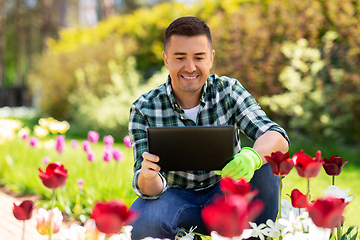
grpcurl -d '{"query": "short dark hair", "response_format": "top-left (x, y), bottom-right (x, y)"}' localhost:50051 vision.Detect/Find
top-left (164, 16), bottom-right (213, 51)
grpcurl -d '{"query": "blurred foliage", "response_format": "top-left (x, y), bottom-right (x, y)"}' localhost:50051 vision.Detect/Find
top-left (259, 34), bottom-right (352, 140)
top-left (28, 0), bottom-right (360, 142)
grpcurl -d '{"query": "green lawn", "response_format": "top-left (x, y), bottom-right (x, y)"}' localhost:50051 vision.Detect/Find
top-left (0, 126), bottom-right (359, 229)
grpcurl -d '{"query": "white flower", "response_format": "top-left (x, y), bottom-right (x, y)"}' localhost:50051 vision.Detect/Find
top-left (141, 238), bottom-right (167, 240)
top-left (61, 223), bottom-right (86, 240)
top-left (210, 230), bottom-right (252, 240)
top-left (324, 185), bottom-right (354, 203)
top-left (278, 211), bottom-right (307, 236)
top-left (281, 198), bottom-right (306, 219)
top-left (308, 219), bottom-right (331, 240)
top-left (248, 222), bottom-right (268, 240)
top-left (264, 219), bottom-right (284, 238)
top-left (109, 226), bottom-right (133, 240)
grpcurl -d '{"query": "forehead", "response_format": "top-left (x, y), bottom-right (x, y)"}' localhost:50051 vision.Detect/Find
top-left (166, 35), bottom-right (212, 53)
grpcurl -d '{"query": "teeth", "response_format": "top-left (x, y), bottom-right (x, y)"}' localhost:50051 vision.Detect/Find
top-left (183, 76), bottom-right (197, 79)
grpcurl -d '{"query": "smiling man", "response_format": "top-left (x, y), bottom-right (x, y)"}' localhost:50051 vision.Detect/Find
top-left (128, 16), bottom-right (289, 239)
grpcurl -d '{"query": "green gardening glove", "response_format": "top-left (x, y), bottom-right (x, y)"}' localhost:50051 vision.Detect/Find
top-left (214, 147), bottom-right (262, 181)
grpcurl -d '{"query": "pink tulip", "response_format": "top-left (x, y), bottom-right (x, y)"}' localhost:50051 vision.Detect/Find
top-left (103, 135), bottom-right (114, 146)
top-left (82, 140), bottom-right (91, 152)
top-left (103, 148), bottom-right (112, 162)
top-left (76, 178), bottom-right (84, 187)
top-left (22, 133), bottom-right (29, 140)
top-left (70, 139), bottom-right (78, 149)
top-left (87, 151), bottom-right (96, 162)
top-left (113, 148), bottom-right (124, 162)
top-left (123, 135), bottom-right (131, 148)
top-left (36, 207), bottom-right (63, 235)
top-left (55, 135), bottom-right (65, 154)
top-left (84, 219), bottom-right (104, 240)
top-left (88, 131), bottom-right (99, 143)
top-left (29, 136), bottom-right (38, 147)
top-left (42, 157), bottom-right (51, 165)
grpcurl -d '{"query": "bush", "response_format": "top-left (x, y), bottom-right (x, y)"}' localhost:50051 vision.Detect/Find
top-left (28, 0), bottom-right (360, 142)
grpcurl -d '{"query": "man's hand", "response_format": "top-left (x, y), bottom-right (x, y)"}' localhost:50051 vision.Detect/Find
top-left (138, 152), bottom-right (163, 196)
top-left (214, 147), bottom-right (262, 181)
top-left (140, 152), bottom-right (161, 179)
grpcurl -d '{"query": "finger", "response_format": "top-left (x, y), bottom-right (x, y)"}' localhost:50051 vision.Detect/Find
top-left (231, 168), bottom-right (248, 180)
top-left (142, 159), bottom-right (161, 172)
top-left (142, 151), bottom-right (160, 163)
top-left (221, 158), bottom-right (240, 176)
top-left (225, 162), bottom-right (245, 178)
top-left (242, 173), bottom-right (253, 182)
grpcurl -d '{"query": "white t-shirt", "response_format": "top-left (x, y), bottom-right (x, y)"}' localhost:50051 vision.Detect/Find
top-left (182, 104), bottom-right (200, 123)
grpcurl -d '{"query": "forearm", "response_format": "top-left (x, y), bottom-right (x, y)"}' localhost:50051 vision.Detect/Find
top-left (137, 170), bottom-right (164, 196)
top-left (253, 131), bottom-right (289, 165)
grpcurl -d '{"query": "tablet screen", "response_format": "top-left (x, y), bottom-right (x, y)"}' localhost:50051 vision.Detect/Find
top-left (147, 125), bottom-right (235, 171)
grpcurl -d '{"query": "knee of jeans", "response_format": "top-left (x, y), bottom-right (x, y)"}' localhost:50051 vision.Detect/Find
top-left (130, 199), bottom-right (177, 239)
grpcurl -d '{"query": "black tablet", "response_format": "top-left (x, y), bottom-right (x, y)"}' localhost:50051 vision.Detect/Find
top-left (147, 125), bottom-right (235, 171)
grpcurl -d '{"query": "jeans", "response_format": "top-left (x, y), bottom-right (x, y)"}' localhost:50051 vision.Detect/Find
top-left (130, 164), bottom-right (279, 240)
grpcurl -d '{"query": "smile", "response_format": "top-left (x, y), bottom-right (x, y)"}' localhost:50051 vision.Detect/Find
top-left (181, 75), bottom-right (198, 80)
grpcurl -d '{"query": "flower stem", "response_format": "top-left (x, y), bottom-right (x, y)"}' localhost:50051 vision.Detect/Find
top-left (277, 176), bottom-right (282, 220)
top-left (332, 176), bottom-right (335, 186)
top-left (337, 219), bottom-right (342, 240)
top-left (22, 221), bottom-right (25, 240)
top-left (307, 178), bottom-right (310, 202)
top-left (49, 189), bottom-right (56, 240)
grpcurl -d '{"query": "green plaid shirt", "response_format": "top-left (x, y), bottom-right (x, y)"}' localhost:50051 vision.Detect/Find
top-left (129, 74), bottom-right (289, 199)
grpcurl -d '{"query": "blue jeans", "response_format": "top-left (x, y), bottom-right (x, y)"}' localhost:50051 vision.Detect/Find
top-left (130, 164), bottom-right (279, 240)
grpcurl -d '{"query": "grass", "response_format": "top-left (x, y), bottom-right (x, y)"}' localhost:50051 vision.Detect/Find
top-left (0, 134), bottom-right (137, 222)
top-left (1, 122), bottom-right (359, 229)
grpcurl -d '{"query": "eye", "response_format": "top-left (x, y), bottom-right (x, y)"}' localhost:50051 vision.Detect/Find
top-left (176, 57), bottom-right (184, 60)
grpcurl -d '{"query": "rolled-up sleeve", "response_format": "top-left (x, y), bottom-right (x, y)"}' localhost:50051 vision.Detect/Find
top-left (231, 81), bottom-right (290, 145)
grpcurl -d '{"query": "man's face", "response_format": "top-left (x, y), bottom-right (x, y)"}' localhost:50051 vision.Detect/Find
top-left (162, 34), bottom-right (215, 105)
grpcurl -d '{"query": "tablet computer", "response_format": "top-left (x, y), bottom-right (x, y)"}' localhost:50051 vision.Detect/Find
top-left (147, 125), bottom-right (235, 171)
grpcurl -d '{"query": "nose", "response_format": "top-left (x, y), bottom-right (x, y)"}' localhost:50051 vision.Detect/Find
top-left (184, 58), bottom-right (196, 73)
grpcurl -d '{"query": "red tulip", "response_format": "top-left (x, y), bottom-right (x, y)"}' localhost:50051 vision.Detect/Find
top-left (220, 177), bottom-right (259, 202)
top-left (288, 189), bottom-right (308, 208)
top-left (39, 162), bottom-right (68, 189)
top-left (323, 155), bottom-right (348, 176)
top-left (292, 150), bottom-right (323, 178)
top-left (265, 151), bottom-right (294, 176)
top-left (13, 200), bottom-right (34, 220)
top-left (91, 200), bottom-right (138, 235)
top-left (307, 197), bottom-right (348, 229)
top-left (202, 194), bottom-right (264, 238)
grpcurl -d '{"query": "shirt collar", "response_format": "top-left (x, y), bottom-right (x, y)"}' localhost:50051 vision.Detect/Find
top-left (165, 74), bottom-right (208, 109)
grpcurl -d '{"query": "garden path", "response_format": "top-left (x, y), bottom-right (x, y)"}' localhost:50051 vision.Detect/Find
top-left (0, 189), bottom-right (68, 240)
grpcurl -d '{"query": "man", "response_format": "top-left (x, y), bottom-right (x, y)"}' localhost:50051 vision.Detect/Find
top-left (128, 16), bottom-right (289, 239)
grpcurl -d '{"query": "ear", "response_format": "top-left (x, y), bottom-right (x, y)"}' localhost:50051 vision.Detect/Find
top-left (162, 51), bottom-right (169, 70)
top-left (209, 49), bottom-right (215, 69)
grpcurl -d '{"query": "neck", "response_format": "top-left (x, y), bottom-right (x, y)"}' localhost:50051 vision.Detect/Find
top-left (175, 92), bottom-right (201, 109)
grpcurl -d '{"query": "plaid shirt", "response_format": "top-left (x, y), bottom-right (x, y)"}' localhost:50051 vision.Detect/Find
top-left (128, 74), bottom-right (289, 199)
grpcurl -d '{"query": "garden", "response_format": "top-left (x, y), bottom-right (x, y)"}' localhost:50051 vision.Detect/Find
top-left (1, 0), bottom-right (360, 239)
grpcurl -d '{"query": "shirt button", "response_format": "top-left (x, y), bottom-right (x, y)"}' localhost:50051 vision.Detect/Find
top-left (200, 182), bottom-right (204, 186)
